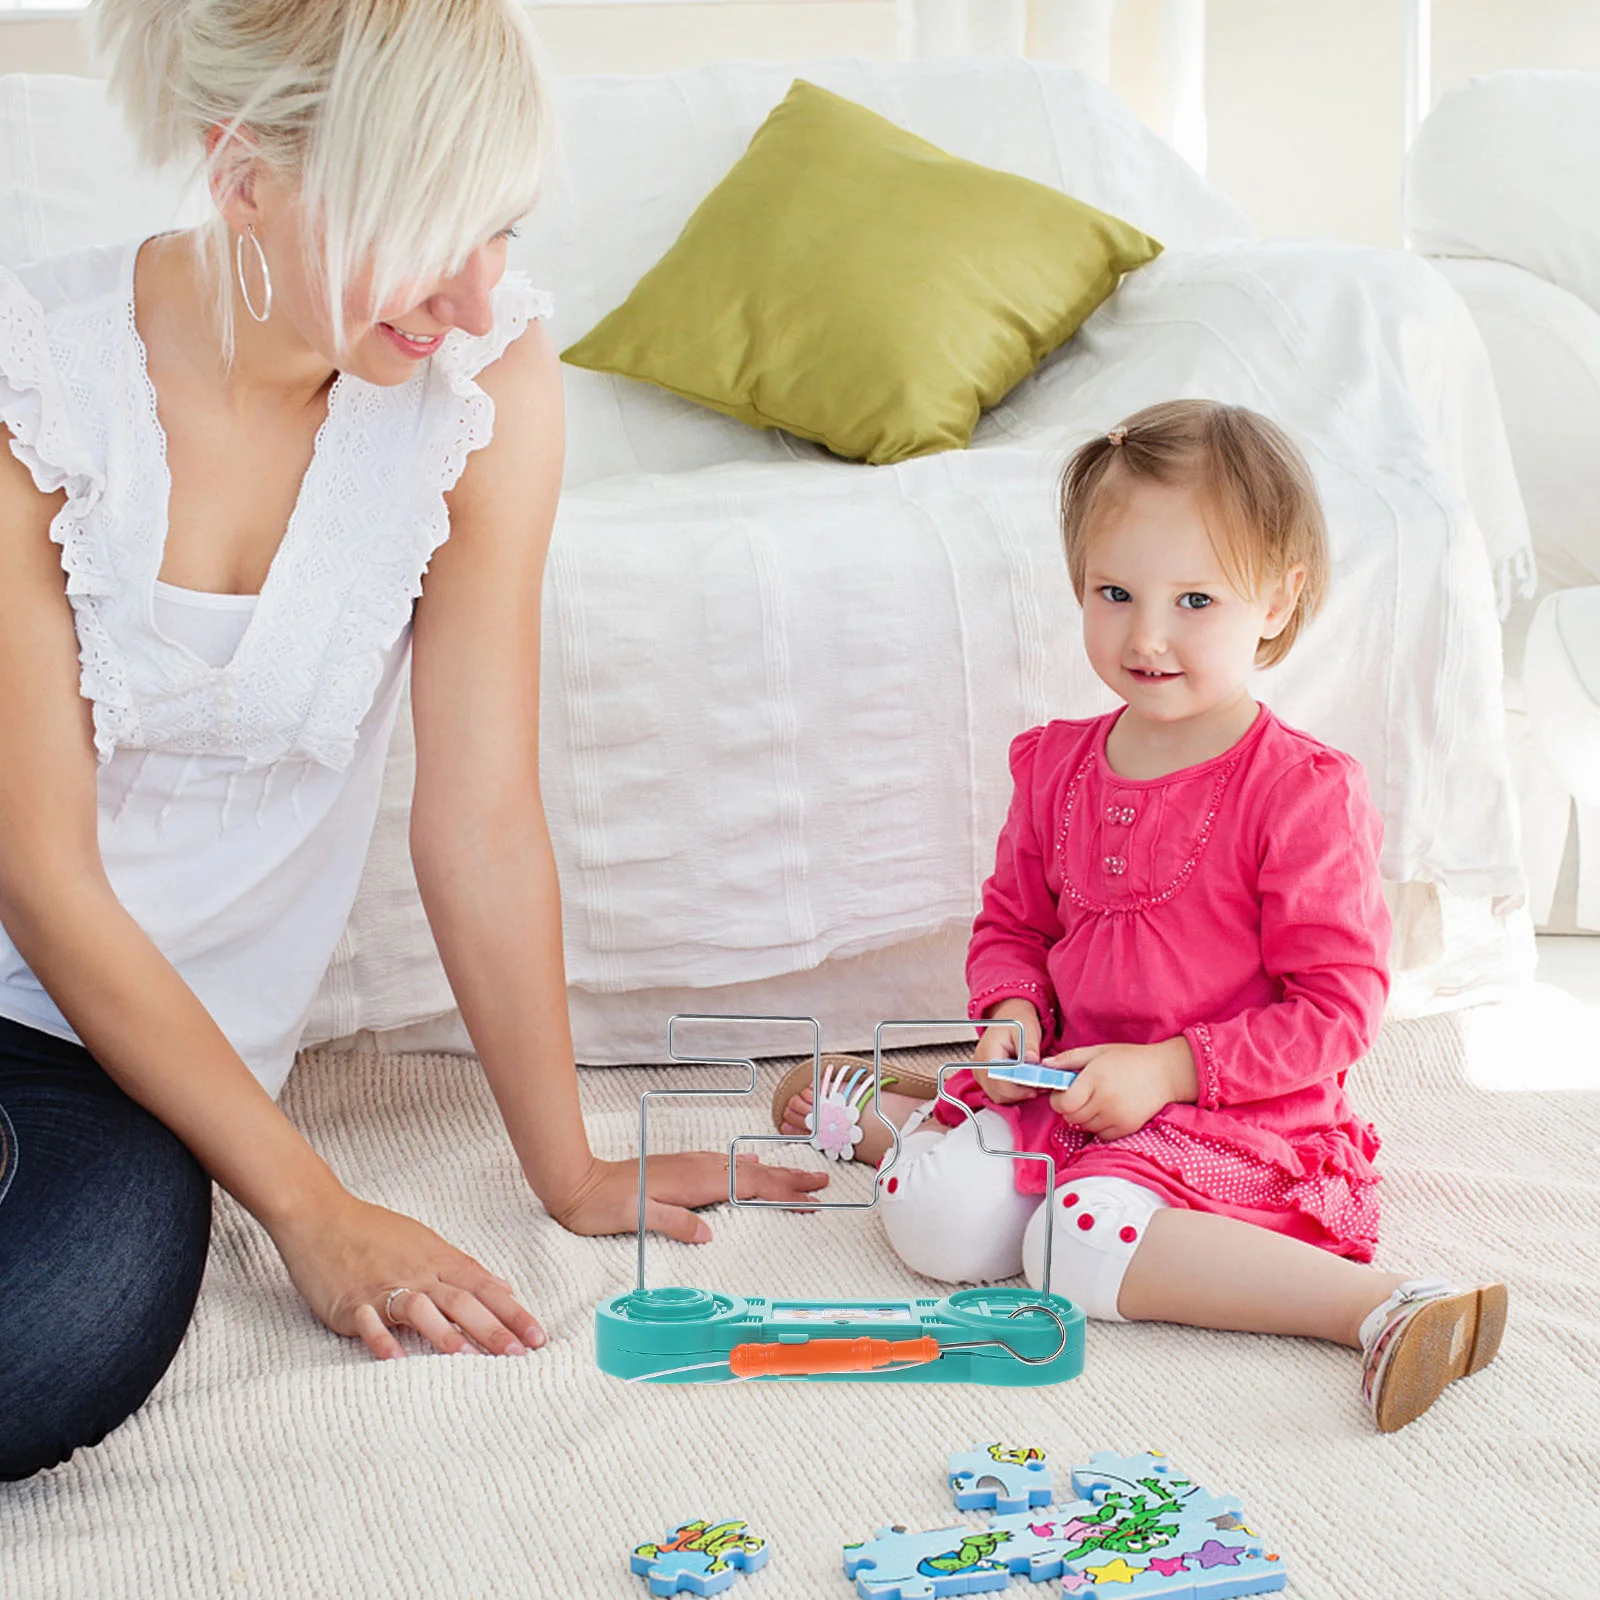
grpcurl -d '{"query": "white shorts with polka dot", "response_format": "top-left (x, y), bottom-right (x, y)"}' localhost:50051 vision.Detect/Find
top-left (878, 1112), bottom-right (1168, 1322)
top-left (1021, 1175), bottom-right (1169, 1322)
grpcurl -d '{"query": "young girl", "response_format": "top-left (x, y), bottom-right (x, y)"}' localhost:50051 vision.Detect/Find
top-left (778, 399), bottom-right (1506, 1432)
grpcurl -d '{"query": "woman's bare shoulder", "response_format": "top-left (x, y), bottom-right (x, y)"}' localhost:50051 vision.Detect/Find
top-left (468, 313), bottom-right (562, 429)
top-left (0, 427), bottom-right (65, 560)
top-left (440, 314), bottom-right (563, 539)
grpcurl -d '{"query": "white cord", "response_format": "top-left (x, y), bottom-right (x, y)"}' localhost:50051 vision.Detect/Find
top-left (624, 1359), bottom-right (733, 1384)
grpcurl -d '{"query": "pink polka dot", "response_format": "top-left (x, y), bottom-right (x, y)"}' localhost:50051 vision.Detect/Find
top-left (1077, 1214), bottom-right (1095, 1232)
top-left (1062, 1192), bottom-right (1079, 1208)
top-left (1120, 1226), bottom-right (1138, 1243)
top-left (885, 1177), bottom-right (898, 1194)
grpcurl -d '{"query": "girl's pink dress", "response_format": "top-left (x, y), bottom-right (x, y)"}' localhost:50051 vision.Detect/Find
top-left (939, 703), bottom-right (1390, 1261)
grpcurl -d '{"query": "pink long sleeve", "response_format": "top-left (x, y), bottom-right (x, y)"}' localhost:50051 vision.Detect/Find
top-left (1183, 751), bottom-right (1391, 1109)
top-left (945, 707), bottom-right (1389, 1257)
top-left (965, 727), bottom-right (1064, 1044)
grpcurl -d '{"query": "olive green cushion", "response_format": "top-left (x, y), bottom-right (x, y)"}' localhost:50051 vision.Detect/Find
top-left (561, 79), bottom-right (1163, 466)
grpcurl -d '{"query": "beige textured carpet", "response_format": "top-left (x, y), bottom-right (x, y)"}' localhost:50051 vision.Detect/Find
top-left (4, 1016), bottom-right (1598, 1600)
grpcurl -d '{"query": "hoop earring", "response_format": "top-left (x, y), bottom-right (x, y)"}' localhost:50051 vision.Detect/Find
top-left (235, 224), bottom-right (273, 323)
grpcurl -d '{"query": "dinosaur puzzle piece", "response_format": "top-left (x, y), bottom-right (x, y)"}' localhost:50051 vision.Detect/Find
top-left (979, 1509), bottom-right (1100, 1584)
top-left (948, 1442), bottom-right (1054, 1512)
top-left (630, 1518), bottom-right (769, 1596)
top-left (1051, 1453), bottom-right (1285, 1597)
top-left (977, 1460), bottom-right (1245, 1589)
top-left (843, 1523), bottom-right (1014, 1599)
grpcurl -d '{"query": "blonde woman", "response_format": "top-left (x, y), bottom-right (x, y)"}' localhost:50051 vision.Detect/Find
top-left (0, 0), bottom-right (822, 1481)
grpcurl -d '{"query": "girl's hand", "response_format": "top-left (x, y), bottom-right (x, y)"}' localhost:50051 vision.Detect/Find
top-left (1046, 1037), bottom-right (1199, 1141)
top-left (544, 1153), bottom-right (830, 1243)
top-left (268, 1191), bottom-right (544, 1362)
top-left (971, 1000), bottom-right (1045, 1105)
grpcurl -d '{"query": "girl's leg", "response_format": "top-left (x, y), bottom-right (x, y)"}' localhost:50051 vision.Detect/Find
top-left (1022, 1183), bottom-right (1506, 1430)
top-left (0, 1018), bottom-right (212, 1480)
top-left (879, 1110), bottom-right (1041, 1283)
top-left (1113, 1206), bottom-right (1408, 1346)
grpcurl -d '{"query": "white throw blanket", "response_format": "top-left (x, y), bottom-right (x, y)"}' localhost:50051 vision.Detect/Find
top-left (4, 1019), bottom-right (1594, 1598)
top-left (310, 59), bottom-right (1535, 1037)
top-left (529, 241), bottom-right (1531, 995)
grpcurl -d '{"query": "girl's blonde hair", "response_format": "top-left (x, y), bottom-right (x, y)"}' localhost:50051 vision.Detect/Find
top-left (1058, 399), bottom-right (1329, 668)
top-left (94, 0), bottom-right (551, 365)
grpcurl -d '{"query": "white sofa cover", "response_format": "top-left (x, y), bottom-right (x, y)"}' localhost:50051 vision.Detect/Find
top-left (1406, 69), bottom-right (1600, 930)
top-left (1, 61), bottom-right (1537, 1061)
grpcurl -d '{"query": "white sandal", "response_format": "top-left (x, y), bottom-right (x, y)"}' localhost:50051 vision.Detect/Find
top-left (769, 1054), bottom-right (941, 1161)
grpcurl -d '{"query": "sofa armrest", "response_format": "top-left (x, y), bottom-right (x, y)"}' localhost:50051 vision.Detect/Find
top-left (1405, 71), bottom-right (1600, 318)
top-left (1427, 257), bottom-right (1600, 598)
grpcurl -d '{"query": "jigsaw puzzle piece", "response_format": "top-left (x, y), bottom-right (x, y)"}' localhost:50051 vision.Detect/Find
top-left (981, 1506), bottom-right (1107, 1584)
top-left (983, 1483), bottom-right (1239, 1588)
top-left (630, 1518), bottom-right (769, 1596)
top-left (843, 1523), bottom-right (1015, 1599)
top-left (948, 1441), bottom-right (1053, 1512)
top-left (1057, 1454), bottom-right (1285, 1598)
top-left (1070, 1453), bottom-right (1245, 1530)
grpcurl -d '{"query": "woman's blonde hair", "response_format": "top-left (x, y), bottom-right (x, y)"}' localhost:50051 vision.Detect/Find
top-left (1058, 399), bottom-right (1329, 668)
top-left (94, 0), bottom-right (551, 364)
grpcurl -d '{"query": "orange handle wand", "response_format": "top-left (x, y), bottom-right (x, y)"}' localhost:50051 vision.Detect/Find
top-left (729, 1335), bottom-right (941, 1378)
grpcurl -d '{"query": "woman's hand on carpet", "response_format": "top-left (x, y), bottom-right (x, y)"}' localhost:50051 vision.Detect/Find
top-left (544, 1153), bottom-right (830, 1243)
top-left (269, 1191), bottom-right (544, 1361)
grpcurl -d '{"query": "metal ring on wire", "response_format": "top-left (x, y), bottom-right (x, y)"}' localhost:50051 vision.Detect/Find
top-left (235, 224), bottom-right (273, 323)
top-left (942, 1302), bottom-right (1069, 1366)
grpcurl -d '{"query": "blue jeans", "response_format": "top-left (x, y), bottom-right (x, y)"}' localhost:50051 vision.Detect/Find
top-left (0, 1014), bottom-right (211, 1480)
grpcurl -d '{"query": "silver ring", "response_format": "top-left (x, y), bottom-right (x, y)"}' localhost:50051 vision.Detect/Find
top-left (383, 1286), bottom-right (412, 1326)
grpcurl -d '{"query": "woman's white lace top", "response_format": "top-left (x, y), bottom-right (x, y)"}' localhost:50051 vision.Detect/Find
top-left (0, 237), bottom-right (553, 1096)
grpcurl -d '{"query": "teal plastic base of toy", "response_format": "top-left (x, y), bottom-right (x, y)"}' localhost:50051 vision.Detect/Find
top-left (596, 1285), bottom-right (1085, 1385)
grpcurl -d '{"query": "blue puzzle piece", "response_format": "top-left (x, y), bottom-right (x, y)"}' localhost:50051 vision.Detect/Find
top-left (630, 1519), bottom-right (769, 1596)
top-left (843, 1523), bottom-right (1014, 1599)
top-left (981, 1465), bottom-right (1237, 1589)
top-left (986, 1063), bottom-right (1079, 1092)
top-left (948, 1442), bottom-right (1053, 1512)
top-left (980, 1509), bottom-right (1098, 1583)
top-left (1054, 1454), bottom-right (1286, 1598)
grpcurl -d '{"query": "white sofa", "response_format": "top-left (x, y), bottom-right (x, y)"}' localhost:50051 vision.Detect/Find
top-left (1406, 69), bottom-right (1600, 933)
top-left (1, 60), bottom-right (1538, 1063)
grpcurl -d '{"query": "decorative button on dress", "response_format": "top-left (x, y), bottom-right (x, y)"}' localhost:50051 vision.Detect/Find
top-left (943, 703), bottom-right (1392, 1261)
top-left (0, 236), bottom-right (553, 1096)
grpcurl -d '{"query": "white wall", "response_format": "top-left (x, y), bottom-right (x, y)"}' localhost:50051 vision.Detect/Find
top-left (1208, 0), bottom-right (1600, 246)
